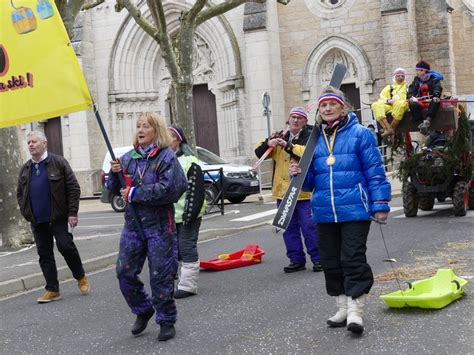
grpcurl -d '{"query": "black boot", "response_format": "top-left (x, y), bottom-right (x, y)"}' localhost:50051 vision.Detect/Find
top-left (158, 322), bottom-right (176, 341)
top-left (174, 289), bottom-right (196, 299)
top-left (283, 263), bottom-right (306, 273)
top-left (131, 308), bottom-right (155, 336)
top-left (312, 262), bottom-right (323, 272)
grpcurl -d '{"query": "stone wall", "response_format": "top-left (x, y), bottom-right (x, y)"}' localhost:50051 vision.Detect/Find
top-left (450, 0), bottom-right (474, 95)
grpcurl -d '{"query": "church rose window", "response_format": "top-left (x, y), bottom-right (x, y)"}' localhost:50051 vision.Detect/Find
top-left (306, 0), bottom-right (354, 18)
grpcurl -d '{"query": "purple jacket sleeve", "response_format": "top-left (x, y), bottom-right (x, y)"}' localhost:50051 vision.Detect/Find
top-left (131, 150), bottom-right (187, 206)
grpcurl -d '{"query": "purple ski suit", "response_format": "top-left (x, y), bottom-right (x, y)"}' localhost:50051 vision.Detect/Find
top-left (107, 146), bottom-right (187, 324)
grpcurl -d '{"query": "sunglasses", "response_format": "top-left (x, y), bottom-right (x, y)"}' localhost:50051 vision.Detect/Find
top-left (34, 163), bottom-right (40, 177)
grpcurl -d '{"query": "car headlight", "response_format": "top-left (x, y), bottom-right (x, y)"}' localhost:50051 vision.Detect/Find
top-left (223, 171), bottom-right (245, 178)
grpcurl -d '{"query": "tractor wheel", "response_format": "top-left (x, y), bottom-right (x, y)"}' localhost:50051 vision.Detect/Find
top-left (419, 196), bottom-right (435, 211)
top-left (403, 181), bottom-right (419, 217)
top-left (453, 181), bottom-right (468, 216)
top-left (469, 185), bottom-right (474, 210)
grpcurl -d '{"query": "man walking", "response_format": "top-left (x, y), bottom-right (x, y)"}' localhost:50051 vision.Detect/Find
top-left (255, 107), bottom-right (322, 273)
top-left (17, 130), bottom-right (90, 303)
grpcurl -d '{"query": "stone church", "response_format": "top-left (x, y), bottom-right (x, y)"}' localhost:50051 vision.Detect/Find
top-left (18, 0), bottom-right (474, 195)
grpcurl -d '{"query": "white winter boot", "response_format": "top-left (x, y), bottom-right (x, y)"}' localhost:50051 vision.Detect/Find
top-left (327, 295), bottom-right (347, 327)
top-left (347, 294), bottom-right (367, 334)
top-left (175, 261), bottom-right (200, 298)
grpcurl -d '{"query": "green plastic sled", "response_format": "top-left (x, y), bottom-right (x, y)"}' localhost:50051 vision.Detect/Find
top-left (380, 269), bottom-right (468, 309)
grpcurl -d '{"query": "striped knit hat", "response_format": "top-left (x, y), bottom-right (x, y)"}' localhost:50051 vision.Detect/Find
top-left (318, 93), bottom-right (345, 108)
top-left (289, 107), bottom-right (308, 119)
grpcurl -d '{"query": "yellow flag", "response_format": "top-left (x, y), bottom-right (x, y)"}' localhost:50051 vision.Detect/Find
top-left (0, 0), bottom-right (93, 128)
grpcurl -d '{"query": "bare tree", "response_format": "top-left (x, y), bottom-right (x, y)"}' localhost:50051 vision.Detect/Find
top-left (85, 0), bottom-right (287, 148)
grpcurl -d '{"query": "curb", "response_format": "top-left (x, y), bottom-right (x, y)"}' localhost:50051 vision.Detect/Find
top-left (0, 252), bottom-right (117, 298)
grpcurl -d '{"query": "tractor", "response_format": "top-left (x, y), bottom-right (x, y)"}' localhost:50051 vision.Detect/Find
top-left (385, 101), bottom-right (473, 217)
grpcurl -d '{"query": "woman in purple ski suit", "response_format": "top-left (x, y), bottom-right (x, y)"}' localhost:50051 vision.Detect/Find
top-left (108, 112), bottom-right (187, 341)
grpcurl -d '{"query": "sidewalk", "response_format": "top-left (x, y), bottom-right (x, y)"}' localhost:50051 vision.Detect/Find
top-left (0, 179), bottom-right (402, 298)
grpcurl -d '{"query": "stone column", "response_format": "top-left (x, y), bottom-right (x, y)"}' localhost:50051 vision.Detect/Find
top-left (242, 2), bottom-right (285, 155)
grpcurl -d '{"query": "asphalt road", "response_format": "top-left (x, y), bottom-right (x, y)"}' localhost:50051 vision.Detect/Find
top-left (0, 198), bottom-right (473, 354)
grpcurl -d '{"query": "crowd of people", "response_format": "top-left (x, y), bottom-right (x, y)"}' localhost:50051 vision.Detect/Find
top-left (17, 59), bottom-right (448, 340)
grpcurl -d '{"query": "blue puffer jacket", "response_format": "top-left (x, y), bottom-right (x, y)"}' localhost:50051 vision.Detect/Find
top-left (302, 113), bottom-right (391, 223)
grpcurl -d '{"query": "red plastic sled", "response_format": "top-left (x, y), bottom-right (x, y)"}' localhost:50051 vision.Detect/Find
top-left (200, 244), bottom-right (265, 271)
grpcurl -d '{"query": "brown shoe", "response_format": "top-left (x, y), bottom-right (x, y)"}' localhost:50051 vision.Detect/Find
top-left (37, 291), bottom-right (62, 303)
top-left (78, 275), bottom-right (90, 295)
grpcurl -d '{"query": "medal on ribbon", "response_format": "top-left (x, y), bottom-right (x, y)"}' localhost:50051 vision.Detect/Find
top-left (322, 128), bottom-right (337, 167)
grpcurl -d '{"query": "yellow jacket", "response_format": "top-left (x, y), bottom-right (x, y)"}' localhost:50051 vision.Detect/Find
top-left (376, 82), bottom-right (407, 103)
top-left (255, 138), bottom-right (312, 200)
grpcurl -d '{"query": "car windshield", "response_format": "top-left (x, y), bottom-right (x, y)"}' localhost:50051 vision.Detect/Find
top-left (197, 147), bottom-right (227, 164)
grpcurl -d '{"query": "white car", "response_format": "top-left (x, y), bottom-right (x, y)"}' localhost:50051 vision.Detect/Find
top-left (100, 146), bottom-right (260, 212)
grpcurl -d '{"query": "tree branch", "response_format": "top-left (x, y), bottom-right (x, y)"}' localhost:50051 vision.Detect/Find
top-left (115, 0), bottom-right (160, 42)
top-left (82, 0), bottom-right (105, 10)
top-left (146, 0), bottom-right (179, 80)
top-left (186, 0), bottom-right (207, 23)
top-left (196, 0), bottom-right (265, 26)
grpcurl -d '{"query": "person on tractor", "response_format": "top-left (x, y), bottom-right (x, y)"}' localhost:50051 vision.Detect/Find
top-left (408, 60), bottom-right (443, 135)
top-left (371, 68), bottom-right (409, 138)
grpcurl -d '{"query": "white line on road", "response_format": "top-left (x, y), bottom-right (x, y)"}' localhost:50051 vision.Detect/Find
top-left (76, 224), bottom-right (123, 229)
top-left (230, 209), bottom-right (277, 222)
top-left (202, 210), bottom-right (240, 220)
top-left (0, 244), bottom-right (36, 258)
top-left (390, 207), bottom-right (404, 213)
top-left (79, 215), bottom-right (124, 221)
top-left (4, 261), bottom-right (36, 269)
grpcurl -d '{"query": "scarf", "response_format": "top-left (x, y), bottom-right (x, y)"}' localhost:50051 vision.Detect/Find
top-left (138, 143), bottom-right (157, 157)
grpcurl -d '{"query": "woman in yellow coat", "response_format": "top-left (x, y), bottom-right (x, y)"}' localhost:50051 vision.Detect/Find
top-left (371, 68), bottom-right (408, 137)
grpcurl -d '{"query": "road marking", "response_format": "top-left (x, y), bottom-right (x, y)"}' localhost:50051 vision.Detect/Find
top-left (79, 215), bottom-right (123, 221)
top-left (390, 207), bottom-right (403, 213)
top-left (4, 261), bottom-right (36, 269)
top-left (230, 209), bottom-right (277, 221)
top-left (202, 210), bottom-right (240, 220)
top-left (76, 224), bottom-right (123, 229)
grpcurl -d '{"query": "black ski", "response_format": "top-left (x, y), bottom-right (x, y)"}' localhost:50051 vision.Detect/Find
top-left (272, 64), bottom-right (347, 230)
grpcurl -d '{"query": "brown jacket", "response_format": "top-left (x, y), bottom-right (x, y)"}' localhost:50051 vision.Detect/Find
top-left (17, 153), bottom-right (81, 224)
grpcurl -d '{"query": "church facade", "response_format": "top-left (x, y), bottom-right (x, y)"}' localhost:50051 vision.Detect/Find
top-left (18, 0), bottom-right (474, 195)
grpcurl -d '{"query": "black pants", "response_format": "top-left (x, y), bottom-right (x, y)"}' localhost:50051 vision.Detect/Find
top-left (409, 100), bottom-right (440, 122)
top-left (32, 222), bottom-right (85, 292)
top-left (176, 218), bottom-right (201, 263)
top-left (317, 221), bottom-right (373, 298)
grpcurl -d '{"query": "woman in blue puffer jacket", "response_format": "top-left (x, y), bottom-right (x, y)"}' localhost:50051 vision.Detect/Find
top-left (290, 87), bottom-right (391, 335)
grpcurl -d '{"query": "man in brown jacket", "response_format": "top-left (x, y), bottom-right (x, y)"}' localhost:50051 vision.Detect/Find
top-left (17, 130), bottom-right (90, 303)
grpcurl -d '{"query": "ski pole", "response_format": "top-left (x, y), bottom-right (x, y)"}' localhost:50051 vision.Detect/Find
top-left (370, 216), bottom-right (405, 296)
